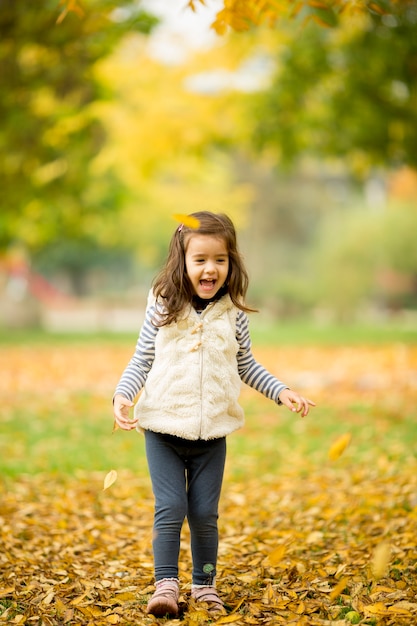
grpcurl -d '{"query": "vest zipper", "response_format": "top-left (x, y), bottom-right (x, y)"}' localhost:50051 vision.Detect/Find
top-left (197, 309), bottom-right (207, 439)
top-left (199, 341), bottom-right (204, 438)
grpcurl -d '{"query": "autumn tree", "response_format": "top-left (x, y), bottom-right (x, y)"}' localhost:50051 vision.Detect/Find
top-left (52, 0), bottom-right (417, 174)
top-left (187, 0), bottom-right (417, 173)
top-left (250, 3), bottom-right (417, 173)
top-left (0, 0), bottom-right (156, 292)
top-left (196, 0), bottom-right (416, 33)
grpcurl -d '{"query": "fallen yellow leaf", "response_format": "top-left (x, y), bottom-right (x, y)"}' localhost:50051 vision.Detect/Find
top-left (71, 593), bottom-right (89, 606)
top-left (216, 614), bottom-right (244, 624)
top-left (387, 604), bottom-right (412, 616)
top-left (328, 433), bottom-right (352, 460)
top-left (365, 601), bottom-right (389, 616)
top-left (55, 597), bottom-right (66, 616)
top-left (103, 469), bottom-right (118, 491)
top-left (42, 591), bottom-right (55, 605)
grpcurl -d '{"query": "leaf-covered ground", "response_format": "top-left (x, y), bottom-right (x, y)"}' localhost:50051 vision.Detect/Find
top-left (1, 341), bottom-right (417, 625)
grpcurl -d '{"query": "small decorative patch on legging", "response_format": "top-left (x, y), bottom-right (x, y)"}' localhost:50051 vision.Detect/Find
top-left (203, 563), bottom-right (214, 574)
top-left (202, 563), bottom-right (215, 583)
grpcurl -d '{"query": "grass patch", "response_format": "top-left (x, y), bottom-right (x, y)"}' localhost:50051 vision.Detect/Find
top-left (1, 336), bottom-right (416, 481)
top-left (1, 317), bottom-right (417, 347)
top-left (1, 388), bottom-right (415, 481)
top-left (248, 317), bottom-right (417, 345)
top-left (0, 394), bottom-right (148, 479)
top-left (227, 394), bottom-right (417, 481)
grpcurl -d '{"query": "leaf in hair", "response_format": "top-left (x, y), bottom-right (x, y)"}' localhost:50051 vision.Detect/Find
top-left (172, 214), bottom-right (200, 229)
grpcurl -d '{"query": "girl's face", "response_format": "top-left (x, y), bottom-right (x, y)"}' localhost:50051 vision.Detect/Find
top-left (184, 234), bottom-right (229, 300)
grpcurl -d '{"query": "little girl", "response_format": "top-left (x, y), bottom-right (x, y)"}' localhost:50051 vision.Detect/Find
top-left (113, 211), bottom-right (315, 617)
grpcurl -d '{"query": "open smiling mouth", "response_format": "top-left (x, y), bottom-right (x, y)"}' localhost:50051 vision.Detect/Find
top-left (200, 279), bottom-right (216, 291)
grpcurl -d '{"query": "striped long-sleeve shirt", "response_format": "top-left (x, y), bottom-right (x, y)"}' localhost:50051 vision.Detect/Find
top-left (115, 302), bottom-right (288, 404)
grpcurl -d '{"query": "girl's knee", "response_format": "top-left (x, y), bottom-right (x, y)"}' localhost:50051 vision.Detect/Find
top-left (155, 500), bottom-right (187, 526)
top-left (188, 506), bottom-right (218, 530)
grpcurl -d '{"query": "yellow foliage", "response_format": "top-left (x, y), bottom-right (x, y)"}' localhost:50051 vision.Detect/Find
top-left (194, 0), bottom-right (394, 32)
top-left (92, 33), bottom-right (256, 258)
top-left (1, 343), bottom-right (417, 623)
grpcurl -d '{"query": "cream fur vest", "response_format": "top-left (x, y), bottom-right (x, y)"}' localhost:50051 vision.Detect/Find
top-left (134, 294), bottom-right (244, 440)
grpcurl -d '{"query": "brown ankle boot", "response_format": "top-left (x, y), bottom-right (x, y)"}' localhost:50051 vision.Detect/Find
top-left (146, 578), bottom-right (180, 617)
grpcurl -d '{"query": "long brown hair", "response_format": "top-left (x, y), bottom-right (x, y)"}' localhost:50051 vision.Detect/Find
top-left (152, 211), bottom-right (256, 326)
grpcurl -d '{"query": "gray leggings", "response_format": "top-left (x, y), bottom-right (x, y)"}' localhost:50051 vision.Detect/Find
top-left (144, 430), bottom-right (226, 585)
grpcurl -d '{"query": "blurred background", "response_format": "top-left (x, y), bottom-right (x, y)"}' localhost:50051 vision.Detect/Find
top-left (1, 0), bottom-right (417, 333)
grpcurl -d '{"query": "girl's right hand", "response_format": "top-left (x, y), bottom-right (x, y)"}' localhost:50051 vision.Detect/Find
top-left (113, 394), bottom-right (137, 430)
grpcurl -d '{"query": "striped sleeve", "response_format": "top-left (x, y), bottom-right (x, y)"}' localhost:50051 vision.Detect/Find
top-left (236, 310), bottom-right (288, 403)
top-left (114, 302), bottom-right (159, 402)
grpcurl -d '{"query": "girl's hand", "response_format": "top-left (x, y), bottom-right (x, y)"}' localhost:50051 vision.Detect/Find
top-left (279, 389), bottom-right (316, 417)
top-left (113, 394), bottom-right (137, 430)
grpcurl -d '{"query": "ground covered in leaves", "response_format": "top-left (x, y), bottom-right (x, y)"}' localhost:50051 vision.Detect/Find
top-left (1, 340), bottom-right (417, 625)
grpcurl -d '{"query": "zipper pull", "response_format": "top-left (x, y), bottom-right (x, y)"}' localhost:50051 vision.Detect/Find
top-left (189, 341), bottom-right (202, 352)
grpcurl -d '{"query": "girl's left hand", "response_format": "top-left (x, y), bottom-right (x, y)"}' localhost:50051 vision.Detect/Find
top-left (279, 389), bottom-right (316, 417)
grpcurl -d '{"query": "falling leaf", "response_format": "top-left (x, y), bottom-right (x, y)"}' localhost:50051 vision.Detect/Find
top-left (172, 213), bottom-right (201, 229)
top-left (112, 420), bottom-right (119, 434)
top-left (371, 542), bottom-right (391, 580)
top-left (369, 2), bottom-right (387, 15)
top-left (265, 544), bottom-right (286, 565)
top-left (328, 433), bottom-right (352, 460)
top-left (56, 0), bottom-right (84, 23)
top-left (103, 469), bottom-right (118, 491)
top-left (329, 577), bottom-right (348, 602)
